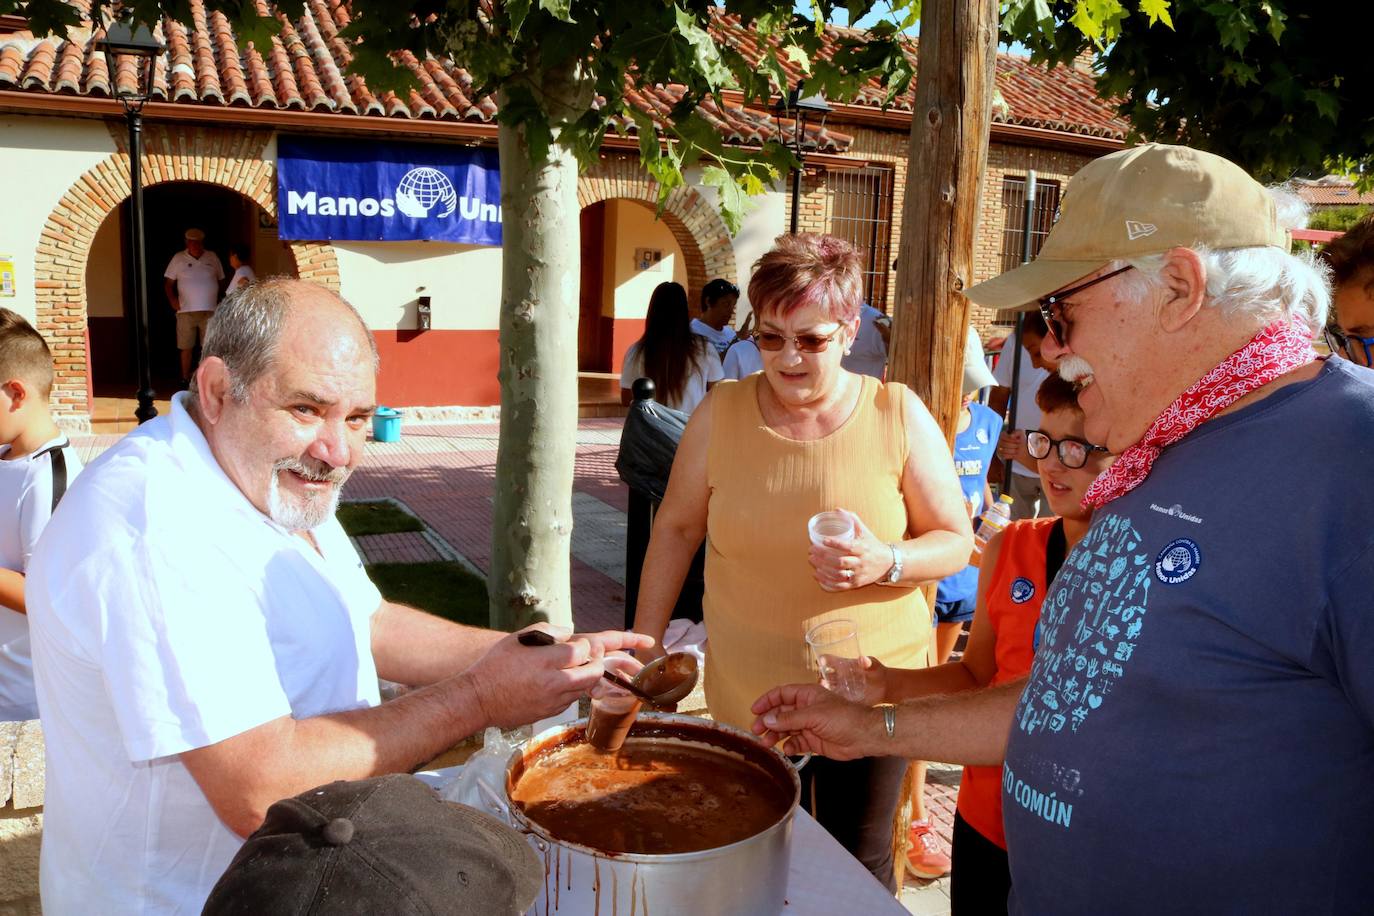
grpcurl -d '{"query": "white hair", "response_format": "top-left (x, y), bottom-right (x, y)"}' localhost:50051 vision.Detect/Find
top-left (1113, 245), bottom-right (1331, 335)
top-left (1266, 181), bottom-right (1311, 233)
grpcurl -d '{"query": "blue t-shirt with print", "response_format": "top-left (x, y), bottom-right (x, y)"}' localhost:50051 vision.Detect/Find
top-left (937, 402), bottom-right (1002, 604)
top-left (1002, 358), bottom-right (1374, 914)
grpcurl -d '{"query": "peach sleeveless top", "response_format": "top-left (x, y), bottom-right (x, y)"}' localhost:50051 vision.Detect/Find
top-left (703, 373), bottom-right (931, 729)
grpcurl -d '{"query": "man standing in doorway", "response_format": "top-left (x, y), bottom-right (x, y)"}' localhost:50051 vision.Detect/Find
top-left (164, 228), bottom-right (225, 386)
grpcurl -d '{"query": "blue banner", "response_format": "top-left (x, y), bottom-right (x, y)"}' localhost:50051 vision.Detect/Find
top-left (276, 136), bottom-right (501, 245)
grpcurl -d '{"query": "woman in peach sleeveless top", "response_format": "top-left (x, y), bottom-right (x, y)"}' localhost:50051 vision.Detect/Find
top-left (632, 234), bottom-right (973, 890)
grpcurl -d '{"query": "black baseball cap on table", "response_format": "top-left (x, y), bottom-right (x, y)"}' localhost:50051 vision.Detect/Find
top-left (202, 774), bottom-right (541, 916)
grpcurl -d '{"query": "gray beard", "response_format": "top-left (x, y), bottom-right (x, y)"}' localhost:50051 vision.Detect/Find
top-left (267, 459), bottom-right (348, 530)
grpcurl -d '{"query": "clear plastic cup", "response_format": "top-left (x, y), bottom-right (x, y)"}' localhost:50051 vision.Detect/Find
top-left (808, 510), bottom-right (855, 548)
top-left (804, 619), bottom-right (866, 702)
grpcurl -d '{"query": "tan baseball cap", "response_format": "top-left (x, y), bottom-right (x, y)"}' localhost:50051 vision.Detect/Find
top-left (965, 143), bottom-right (1288, 312)
top-left (184, 228), bottom-right (205, 241)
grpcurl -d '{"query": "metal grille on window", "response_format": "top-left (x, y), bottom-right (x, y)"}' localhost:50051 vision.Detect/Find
top-left (995, 175), bottom-right (1061, 324)
top-left (827, 166), bottom-right (895, 310)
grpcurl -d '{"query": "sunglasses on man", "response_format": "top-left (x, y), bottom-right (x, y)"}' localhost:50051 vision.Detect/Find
top-left (1025, 430), bottom-right (1110, 469)
top-left (751, 328), bottom-right (843, 353)
top-left (1038, 265), bottom-right (1135, 346)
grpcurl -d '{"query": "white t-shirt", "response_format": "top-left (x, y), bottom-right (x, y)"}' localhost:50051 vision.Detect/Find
top-left (163, 250), bottom-right (225, 313)
top-left (992, 333), bottom-right (1050, 478)
top-left (722, 338), bottom-right (763, 379)
top-left (841, 304), bottom-right (889, 379)
top-left (619, 340), bottom-right (723, 414)
top-left (227, 265), bottom-right (256, 295)
top-left (0, 436), bottom-right (83, 721)
top-left (27, 393), bottom-right (382, 914)
top-left (690, 318), bottom-right (737, 356)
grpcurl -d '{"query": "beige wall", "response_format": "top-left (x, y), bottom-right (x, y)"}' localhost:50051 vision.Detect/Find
top-left (0, 116), bottom-right (117, 324)
top-left (333, 241), bottom-right (503, 331)
top-left (606, 199), bottom-right (686, 321)
top-left (86, 210), bottom-right (124, 319)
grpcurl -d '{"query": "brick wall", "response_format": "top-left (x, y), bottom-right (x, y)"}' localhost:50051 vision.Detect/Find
top-left (785, 128), bottom-right (1102, 342)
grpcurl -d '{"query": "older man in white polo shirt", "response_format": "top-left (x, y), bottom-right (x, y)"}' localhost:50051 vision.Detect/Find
top-left (163, 227), bottom-right (225, 385)
top-left (27, 278), bottom-right (650, 914)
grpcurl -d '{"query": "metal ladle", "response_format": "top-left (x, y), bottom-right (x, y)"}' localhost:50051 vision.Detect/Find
top-left (632, 652), bottom-right (700, 707)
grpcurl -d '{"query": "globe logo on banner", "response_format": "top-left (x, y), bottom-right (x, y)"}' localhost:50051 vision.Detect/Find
top-left (395, 167), bottom-right (458, 218)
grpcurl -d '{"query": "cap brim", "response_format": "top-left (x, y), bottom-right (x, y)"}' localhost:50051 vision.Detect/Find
top-left (963, 361), bottom-right (997, 394)
top-left (964, 258), bottom-right (1108, 312)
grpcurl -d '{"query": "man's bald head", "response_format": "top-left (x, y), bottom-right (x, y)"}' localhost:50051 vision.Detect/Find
top-left (190, 279), bottom-right (378, 403)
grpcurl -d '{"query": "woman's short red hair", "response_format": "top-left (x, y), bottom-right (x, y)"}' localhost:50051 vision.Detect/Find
top-left (747, 234), bottom-right (864, 325)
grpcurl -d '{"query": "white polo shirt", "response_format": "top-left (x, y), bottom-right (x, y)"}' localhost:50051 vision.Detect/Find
top-left (163, 250), bottom-right (225, 313)
top-left (722, 337), bottom-right (763, 380)
top-left (27, 393), bottom-right (381, 914)
top-left (0, 436), bottom-right (83, 720)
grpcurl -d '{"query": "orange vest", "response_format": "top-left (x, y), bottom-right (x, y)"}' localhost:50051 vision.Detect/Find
top-left (956, 516), bottom-right (1061, 849)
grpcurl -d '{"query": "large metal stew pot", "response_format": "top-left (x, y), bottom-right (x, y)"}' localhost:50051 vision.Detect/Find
top-left (502, 713), bottom-right (801, 916)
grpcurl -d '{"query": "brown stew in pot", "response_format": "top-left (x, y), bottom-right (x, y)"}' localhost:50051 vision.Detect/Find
top-left (509, 737), bottom-right (794, 855)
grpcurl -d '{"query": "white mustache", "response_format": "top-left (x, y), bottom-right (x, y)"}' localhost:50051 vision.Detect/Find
top-left (273, 457), bottom-right (350, 485)
top-left (1058, 355), bottom-right (1095, 384)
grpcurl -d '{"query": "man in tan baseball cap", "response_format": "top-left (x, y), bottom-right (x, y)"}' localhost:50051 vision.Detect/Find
top-left (750, 143), bottom-right (1374, 912)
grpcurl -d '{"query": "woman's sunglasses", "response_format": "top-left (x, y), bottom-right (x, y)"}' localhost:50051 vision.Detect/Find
top-left (752, 328), bottom-right (842, 353)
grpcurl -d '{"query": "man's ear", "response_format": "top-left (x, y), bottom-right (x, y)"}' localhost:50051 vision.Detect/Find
top-left (1156, 247), bottom-right (1207, 333)
top-left (195, 357), bottom-right (233, 424)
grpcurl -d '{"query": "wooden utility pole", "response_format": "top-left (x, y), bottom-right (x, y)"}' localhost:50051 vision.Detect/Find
top-left (887, 0), bottom-right (999, 443)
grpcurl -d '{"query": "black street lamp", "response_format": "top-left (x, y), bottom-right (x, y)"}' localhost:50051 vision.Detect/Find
top-left (776, 82), bottom-right (832, 235)
top-left (95, 21), bottom-right (164, 424)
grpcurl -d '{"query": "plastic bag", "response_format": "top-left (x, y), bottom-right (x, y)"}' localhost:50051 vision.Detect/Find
top-left (616, 392), bottom-right (689, 501)
top-left (439, 727), bottom-right (519, 815)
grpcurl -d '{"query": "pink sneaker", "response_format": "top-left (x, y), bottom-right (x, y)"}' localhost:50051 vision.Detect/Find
top-left (905, 820), bottom-right (951, 879)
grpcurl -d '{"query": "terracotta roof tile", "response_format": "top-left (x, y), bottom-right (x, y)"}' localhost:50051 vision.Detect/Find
top-left (1295, 177), bottom-right (1374, 207)
top-left (0, 2), bottom-right (1122, 149)
top-left (707, 9), bottom-right (1127, 140)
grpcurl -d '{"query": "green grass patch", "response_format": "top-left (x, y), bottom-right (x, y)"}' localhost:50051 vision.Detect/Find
top-left (338, 501), bottom-right (424, 537)
top-left (366, 561), bottom-right (489, 627)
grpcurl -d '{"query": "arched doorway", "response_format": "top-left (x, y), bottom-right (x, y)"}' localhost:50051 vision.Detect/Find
top-left (86, 182), bottom-right (298, 405)
top-left (38, 122), bottom-right (343, 429)
top-left (577, 199), bottom-right (689, 374)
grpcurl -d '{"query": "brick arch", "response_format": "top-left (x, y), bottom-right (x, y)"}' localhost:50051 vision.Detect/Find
top-left (577, 156), bottom-right (738, 306)
top-left (36, 124), bottom-right (341, 424)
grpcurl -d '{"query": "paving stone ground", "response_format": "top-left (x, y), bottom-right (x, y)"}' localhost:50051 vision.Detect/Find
top-left (72, 415), bottom-right (957, 914)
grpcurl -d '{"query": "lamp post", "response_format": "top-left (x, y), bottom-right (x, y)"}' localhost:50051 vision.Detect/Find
top-left (95, 21), bottom-right (164, 424)
top-left (777, 82), bottom-right (832, 234)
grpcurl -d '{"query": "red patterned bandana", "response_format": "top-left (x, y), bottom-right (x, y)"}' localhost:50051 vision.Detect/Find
top-left (1083, 318), bottom-right (1317, 509)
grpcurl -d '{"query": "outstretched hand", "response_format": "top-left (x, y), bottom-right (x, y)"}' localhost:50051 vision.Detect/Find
top-left (749, 683), bottom-right (880, 761)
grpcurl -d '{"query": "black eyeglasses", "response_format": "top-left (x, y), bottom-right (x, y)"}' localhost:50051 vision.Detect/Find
top-left (1038, 266), bottom-right (1134, 346)
top-left (1324, 325), bottom-right (1374, 367)
top-left (1026, 430), bottom-right (1110, 469)
top-left (752, 328), bottom-right (842, 353)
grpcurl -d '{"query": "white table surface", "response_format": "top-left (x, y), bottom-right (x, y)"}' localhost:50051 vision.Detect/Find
top-left (416, 764), bottom-right (906, 915)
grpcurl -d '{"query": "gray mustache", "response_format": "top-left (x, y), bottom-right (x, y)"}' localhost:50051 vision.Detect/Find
top-left (273, 458), bottom-right (350, 485)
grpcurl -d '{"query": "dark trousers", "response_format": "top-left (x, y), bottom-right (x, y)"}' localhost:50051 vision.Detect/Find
top-left (623, 488), bottom-right (704, 630)
top-left (799, 754), bottom-right (909, 893)
top-left (950, 810), bottom-right (1011, 916)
